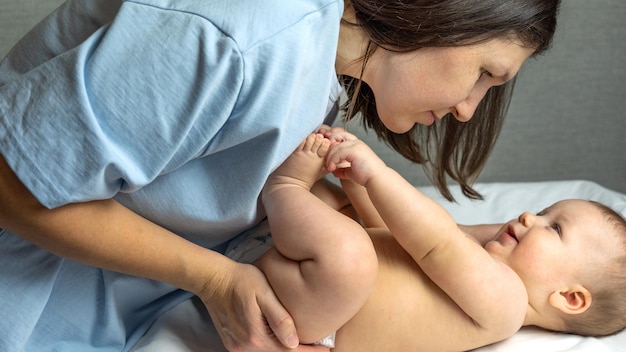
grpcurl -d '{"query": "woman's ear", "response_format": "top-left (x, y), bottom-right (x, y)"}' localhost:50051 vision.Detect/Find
top-left (549, 285), bottom-right (592, 315)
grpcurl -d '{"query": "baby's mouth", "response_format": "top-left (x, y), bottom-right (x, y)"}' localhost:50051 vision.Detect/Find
top-left (506, 225), bottom-right (519, 243)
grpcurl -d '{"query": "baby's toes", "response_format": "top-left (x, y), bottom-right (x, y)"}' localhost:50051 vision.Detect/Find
top-left (301, 133), bottom-right (319, 152)
top-left (316, 137), bottom-right (331, 158)
top-left (308, 133), bottom-right (326, 155)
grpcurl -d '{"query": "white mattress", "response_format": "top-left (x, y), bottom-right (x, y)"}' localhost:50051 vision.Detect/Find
top-left (132, 180), bottom-right (626, 351)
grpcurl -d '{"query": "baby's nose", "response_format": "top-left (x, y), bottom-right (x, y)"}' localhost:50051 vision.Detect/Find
top-left (518, 212), bottom-right (535, 226)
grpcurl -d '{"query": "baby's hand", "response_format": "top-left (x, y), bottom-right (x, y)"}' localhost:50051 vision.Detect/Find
top-left (325, 138), bottom-right (386, 187)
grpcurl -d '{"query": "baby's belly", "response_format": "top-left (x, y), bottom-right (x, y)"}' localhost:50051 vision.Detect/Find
top-left (332, 231), bottom-right (466, 351)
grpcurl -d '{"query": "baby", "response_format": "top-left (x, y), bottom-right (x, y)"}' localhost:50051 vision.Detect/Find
top-left (234, 131), bottom-right (626, 351)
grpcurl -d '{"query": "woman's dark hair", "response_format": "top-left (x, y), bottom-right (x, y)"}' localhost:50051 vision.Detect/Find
top-left (342, 0), bottom-right (561, 200)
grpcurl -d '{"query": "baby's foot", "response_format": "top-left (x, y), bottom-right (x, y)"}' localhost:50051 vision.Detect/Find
top-left (264, 133), bottom-right (330, 196)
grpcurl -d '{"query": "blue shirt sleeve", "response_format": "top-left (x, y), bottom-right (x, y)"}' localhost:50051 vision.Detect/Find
top-left (0, 0), bottom-right (251, 205)
top-left (0, 0), bottom-right (343, 243)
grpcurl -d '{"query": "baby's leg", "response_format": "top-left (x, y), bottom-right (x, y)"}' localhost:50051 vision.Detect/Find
top-left (257, 134), bottom-right (377, 344)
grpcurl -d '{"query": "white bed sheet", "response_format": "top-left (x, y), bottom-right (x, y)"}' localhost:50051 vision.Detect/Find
top-left (132, 180), bottom-right (626, 352)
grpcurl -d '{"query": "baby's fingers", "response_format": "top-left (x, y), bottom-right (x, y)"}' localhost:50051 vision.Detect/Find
top-left (325, 143), bottom-right (352, 171)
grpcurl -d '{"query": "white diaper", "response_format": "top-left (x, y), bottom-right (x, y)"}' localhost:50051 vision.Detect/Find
top-left (312, 332), bottom-right (336, 348)
top-left (225, 220), bottom-right (274, 263)
top-left (225, 220), bottom-right (336, 348)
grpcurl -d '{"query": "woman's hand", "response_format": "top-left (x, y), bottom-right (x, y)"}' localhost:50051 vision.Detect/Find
top-left (198, 261), bottom-right (331, 352)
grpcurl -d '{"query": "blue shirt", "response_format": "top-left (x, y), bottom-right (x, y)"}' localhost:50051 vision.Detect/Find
top-left (0, 0), bottom-right (343, 247)
top-left (0, 0), bottom-right (343, 349)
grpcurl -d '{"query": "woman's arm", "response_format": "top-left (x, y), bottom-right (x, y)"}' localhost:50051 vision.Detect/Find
top-left (0, 155), bottom-right (327, 352)
top-left (0, 157), bottom-right (223, 293)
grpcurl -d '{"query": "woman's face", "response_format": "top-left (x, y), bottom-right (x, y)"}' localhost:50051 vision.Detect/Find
top-left (363, 38), bottom-right (535, 133)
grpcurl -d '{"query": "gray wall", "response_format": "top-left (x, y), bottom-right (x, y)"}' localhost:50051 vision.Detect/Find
top-left (0, 0), bottom-right (65, 58)
top-left (482, 0), bottom-right (625, 192)
top-left (2, 0), bottom-right (624, 194)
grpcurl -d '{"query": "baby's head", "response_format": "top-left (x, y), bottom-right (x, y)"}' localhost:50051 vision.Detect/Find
top-left (485, 199), bottom-right (626, 336)
top-left (559, 201), bottom-right (626, 336)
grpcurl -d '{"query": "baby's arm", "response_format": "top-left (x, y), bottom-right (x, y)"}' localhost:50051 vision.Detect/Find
top-left (459, 224), bottom-right (504, 245)
top-left (310, 177), bottom-right (360, 220)
top-left (340, 178), bottom-right (387, 228)
top-left (326, 137), bottom-right (527, 334)
top-left (343, 184), bottom-right (506, 241)
top-left (316, 125), bottom-right (385, 228)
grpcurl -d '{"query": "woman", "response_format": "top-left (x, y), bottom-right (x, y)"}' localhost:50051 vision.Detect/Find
top-left (0, 0), bottom-right (559, 351)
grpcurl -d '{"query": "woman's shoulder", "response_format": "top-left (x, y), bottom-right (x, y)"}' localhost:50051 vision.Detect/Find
top-left (127, 0), bottom-right (343, 50)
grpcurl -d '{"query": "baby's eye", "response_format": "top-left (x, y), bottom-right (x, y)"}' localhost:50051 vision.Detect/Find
top-left (551, 224), bottom-right (561, 236)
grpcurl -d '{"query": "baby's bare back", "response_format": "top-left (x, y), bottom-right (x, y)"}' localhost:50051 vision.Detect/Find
top-left (332, 230), bottom-right (510, 351)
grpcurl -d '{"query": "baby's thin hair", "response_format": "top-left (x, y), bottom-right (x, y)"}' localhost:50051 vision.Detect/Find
top-left (562, 201), bottom-right (626, 336)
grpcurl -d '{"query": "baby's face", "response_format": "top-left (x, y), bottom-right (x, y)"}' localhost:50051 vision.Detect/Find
top-left (484, 199), bottom-right (619, 294)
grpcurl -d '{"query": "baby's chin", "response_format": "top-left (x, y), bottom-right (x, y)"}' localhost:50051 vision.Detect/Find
top-left (483, 239), bottom-right (510, 259)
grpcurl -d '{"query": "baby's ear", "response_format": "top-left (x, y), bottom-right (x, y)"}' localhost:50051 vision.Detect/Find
top-left (549, 285), bottom-right (592, 315)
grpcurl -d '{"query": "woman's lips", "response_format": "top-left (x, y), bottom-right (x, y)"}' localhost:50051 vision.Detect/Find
top-left (428, 111), bottom-right (441, 125)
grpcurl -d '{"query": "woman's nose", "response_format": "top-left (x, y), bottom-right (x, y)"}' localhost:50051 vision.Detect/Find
top-left (451, 102), bottom-right (475, 122)
top-left (453, 85), bottom-right (490, 122)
